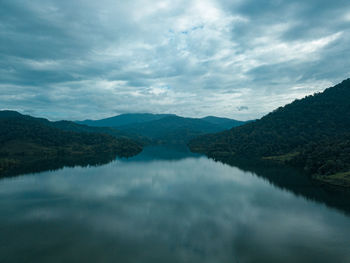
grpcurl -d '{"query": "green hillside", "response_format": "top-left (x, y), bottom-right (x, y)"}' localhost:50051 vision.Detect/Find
top-left (0, 111), bottom-right (142, 177)
top-left (189, 79), bottom-right (350, 187)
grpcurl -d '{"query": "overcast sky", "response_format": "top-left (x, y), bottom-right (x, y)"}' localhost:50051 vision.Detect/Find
top-left (1, 0), bottom-right (350, 120)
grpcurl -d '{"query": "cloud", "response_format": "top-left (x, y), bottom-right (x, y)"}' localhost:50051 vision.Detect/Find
top-left (237, 106), bottom-right (249, 111)
top-left (0, 0), bottom-right (349, 120)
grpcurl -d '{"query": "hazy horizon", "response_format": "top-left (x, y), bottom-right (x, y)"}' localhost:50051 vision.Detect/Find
top-left (1, 109), bottom-right (253, 122)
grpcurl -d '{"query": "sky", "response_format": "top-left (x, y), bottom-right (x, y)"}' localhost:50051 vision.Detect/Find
top-left (1, 0), bottom-right (350, 121)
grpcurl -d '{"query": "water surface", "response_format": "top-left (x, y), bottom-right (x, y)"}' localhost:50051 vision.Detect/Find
top-left (0, 146), bottom-right (350, 263)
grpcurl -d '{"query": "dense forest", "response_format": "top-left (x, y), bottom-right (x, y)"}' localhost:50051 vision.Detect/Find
top-left (0, 111), bottom-right (142, 177)
top-left (189, 79), bottom-right (350, 187)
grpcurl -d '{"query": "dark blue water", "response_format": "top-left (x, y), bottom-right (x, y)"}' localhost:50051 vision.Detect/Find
top-left (0, 146), bottom-right (350, 263)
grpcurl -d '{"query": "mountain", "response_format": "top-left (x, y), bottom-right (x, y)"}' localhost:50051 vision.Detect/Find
top-left (77, 113), bottom-right (246, 144)
top-left (0, 111), bottom-right (142, 177)
top-left (77, 113), bottom-right (174, 127)
top-left (201, 116), bottom-right (246, 130)
top-left (189, 78), bottom-right (350, 187)
top-left (117, 115), bottom-right (223, 144)
top-left (46, 119), bottom-right (151, 145)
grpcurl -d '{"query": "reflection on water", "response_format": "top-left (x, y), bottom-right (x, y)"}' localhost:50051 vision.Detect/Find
top-left (0, 146), bottom-right (350, 263)
top-left (0, 152), bottom-right (118, 178)
top-left (121, 144), bottom-right (201, 162)
top-left (212, 156), bottom-right (350, 215)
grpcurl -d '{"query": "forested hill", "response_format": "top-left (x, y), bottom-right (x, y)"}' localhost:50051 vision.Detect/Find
top-left (0, 111), bottom-right (142, 177)
top-left (77, 113), bottom-right (246, 144)
top-left (77, 113), bottom-right (174, 127)
top-left (189, 78), bottom-right (350, 187)
top-left (78, 113), bottom-right (245, 130)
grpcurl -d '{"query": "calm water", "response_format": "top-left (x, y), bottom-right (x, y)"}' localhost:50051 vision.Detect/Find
top-left (1, 146), bottom-right (350, 263)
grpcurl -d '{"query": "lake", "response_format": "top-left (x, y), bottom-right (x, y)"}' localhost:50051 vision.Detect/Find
top-left (0, 145), bottom-right (350, 263)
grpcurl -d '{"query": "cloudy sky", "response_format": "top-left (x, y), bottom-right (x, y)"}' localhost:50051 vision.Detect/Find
top-left (1, 0), bottom-right (350, 120)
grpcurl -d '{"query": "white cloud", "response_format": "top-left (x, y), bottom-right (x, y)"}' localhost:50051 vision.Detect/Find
top-left (344, 12), bottom-right (350, 21)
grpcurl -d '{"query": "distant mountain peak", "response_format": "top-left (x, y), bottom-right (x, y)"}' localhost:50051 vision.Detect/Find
top-left (77, 113), bottom-right (176, 127)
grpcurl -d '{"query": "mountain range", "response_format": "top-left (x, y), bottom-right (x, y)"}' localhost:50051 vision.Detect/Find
top-left (3, 79), bottom-right (349, 188)
top-left (77, 113), bottom-right (175, 127)
top-left (77, 114), bottom-right (246, 144)
top-left (0, 111), bottom-right (245, 177)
